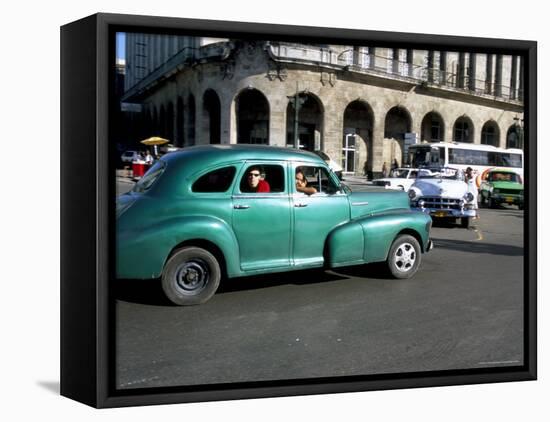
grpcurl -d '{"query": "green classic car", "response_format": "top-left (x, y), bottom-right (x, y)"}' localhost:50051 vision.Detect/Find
top-left (479, 168), bottom-right (524, 210)
top-left (117, 145), bottom-right (433, 305)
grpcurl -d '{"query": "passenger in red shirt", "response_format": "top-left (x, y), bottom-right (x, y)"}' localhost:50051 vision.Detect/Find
top-left (245, 166), bottom-right (270, 193)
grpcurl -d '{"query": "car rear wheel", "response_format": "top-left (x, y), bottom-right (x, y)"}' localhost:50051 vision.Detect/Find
top-left (162, 247), bottom-right (221, 305)
top-left (386, 235), bottom-right (421, 279)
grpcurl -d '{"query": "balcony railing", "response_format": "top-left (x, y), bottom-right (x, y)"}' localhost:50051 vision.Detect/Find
top-left (268, 43), bottom-right (523, 104)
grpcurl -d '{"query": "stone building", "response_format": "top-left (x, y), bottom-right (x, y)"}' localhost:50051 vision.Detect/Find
top-left (120, 33), bottom-right (524, 176)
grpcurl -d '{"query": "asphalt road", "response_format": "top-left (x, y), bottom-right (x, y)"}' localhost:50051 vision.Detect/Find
top-left (115, 179), bottom-right (524, 390)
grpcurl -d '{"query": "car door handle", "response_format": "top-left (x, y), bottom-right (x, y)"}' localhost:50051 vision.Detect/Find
top-left (294, 203), bottom-right (308, 207)
top-left (234, 205), bottom-right (250, 209)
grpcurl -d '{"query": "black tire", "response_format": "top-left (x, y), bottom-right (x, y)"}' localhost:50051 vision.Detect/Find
top-left (386, 235), bottom-right (421, 279)
top-left (488, 196), bottom-right (495, 209)
top-left (461, 217), bottom-right (471, 229)
top-left (162, 246), bottom-right (221, 305)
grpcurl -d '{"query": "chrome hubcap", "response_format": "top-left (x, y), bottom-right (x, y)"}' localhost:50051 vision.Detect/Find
top-left (394, 242), bottom-right (416, 272)
top-left (175, 260), bottom-right (209, 294)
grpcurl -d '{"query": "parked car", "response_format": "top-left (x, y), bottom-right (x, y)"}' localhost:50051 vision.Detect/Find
top-left (479, 168), bottom-right (524, 210)
top-left (408, 167), bottom-right (476, 228)
top-left (372, 168), bottom-right (419, 191)
top-left (314, 150), bottom-right (343, 179)
top-left (121, 150), bottom-right (142, 163)
top-left (117, 145), bottom-right (433, 305)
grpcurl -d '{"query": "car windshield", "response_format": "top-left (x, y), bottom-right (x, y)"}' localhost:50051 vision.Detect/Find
top-left (390, 169), bottom-right (410, 178)
top-left (488, 172), bottom-right (521, 183)
top-left (132, 160), bottom-right (166, 193)
top-left (418, 167), bottom-right (463, 181)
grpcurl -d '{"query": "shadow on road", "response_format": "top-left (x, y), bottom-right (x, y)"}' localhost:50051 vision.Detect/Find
top-left (115, 264), bottom-right (391, 306)
top-left (431, 237), bottom-right (524, 256)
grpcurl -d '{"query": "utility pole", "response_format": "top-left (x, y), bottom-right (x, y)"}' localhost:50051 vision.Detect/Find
top-left (288, 82), bottom-right (307, 149)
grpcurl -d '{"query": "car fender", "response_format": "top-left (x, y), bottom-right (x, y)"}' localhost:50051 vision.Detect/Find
top-left (326, 210), bottom-right (430, 267)
top-left (117, 215), bottom-right (241, 279)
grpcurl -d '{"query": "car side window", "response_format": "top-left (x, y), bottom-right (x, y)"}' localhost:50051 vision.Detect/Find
top-left (296, 166), bottom-right (338, 194)
top-left (239, 164), bottom-right (285, 193)
top-left (192, 166), bottom-right (237, 193)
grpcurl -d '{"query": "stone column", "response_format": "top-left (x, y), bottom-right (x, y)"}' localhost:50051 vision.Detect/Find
top-left (439, 51), bottom-right (447, 85)
top-left (510, 56), bottom-right (518, 100)
top-left (323, 102), bottom-right (344, 161)
top-left (267, 93), bottom-right (288, 147)
top-left (495, 55), bottom-right (503, 97)
top-left (468, 53), bottom-right (477, 91)
top-left (219, 94), bottom-right (232, 144)
top-left (371, 107), bottom-right (386, 178)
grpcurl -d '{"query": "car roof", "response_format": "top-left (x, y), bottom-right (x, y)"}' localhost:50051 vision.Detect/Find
top-left (161, 144), bottom-right (324, 173)
top-left (153, 145), bottom-right (326, 195)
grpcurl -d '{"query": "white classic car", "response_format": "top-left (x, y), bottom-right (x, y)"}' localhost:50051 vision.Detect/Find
top-left (408, 167), bottom-right (476, 228)
top-left (372, 168), bottom-right (419, 191)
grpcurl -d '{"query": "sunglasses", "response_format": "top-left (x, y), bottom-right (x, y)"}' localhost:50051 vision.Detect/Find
top-left (248, 172), bottom-right (261, 177)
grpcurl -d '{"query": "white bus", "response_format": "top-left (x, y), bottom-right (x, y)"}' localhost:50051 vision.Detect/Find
top-left (407, 142), bottom-right (523, 187)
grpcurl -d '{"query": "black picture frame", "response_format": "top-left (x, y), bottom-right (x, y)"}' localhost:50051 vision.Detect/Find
top-left (61, 12), bottom-right (537, 408)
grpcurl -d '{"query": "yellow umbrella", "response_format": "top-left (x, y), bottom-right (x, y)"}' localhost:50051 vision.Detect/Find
top-left (140, 136), bottom-right (169, 155)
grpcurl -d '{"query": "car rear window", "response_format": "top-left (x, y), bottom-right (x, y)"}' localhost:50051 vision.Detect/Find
top-left (192, 166), bottom-right (237, 193)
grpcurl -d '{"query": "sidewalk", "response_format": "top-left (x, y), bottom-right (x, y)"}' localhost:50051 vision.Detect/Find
top-left (116, 168), bottom-right (136, 184)
top-left (341, 174), bottom-right (372, 185)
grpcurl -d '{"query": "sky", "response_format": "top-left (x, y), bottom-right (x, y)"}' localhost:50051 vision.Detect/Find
top-left (116, 32), bottom-right (126, 61)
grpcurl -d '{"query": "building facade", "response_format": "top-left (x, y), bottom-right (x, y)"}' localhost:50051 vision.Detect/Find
top-left (121, 34), bottom-right (524, 176)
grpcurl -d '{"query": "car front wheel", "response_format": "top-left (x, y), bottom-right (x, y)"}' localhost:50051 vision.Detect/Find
top-left (386, 235), bottom-right (421, 279)
top-left (162, 246), bottom-right (221, 306)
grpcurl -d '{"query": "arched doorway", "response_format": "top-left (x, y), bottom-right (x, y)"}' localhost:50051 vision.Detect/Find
top-left (453, 116), bottom-right (474, 143)
top-left (343, 100), bottom-right (374, 176)
top-left (166, 101), bottom-right (175, 143)
top-left (506, 124), bottom-right (523, 149)
top-left (159, 105), bottom-right (166, 138)
top-left (421, 111), bottom-right (445, 143)
top-left (203, 89), bottom-right (221, 144)
top-left (384, 106), bottom-right (412, 167)
top-left (186, 94), bottom-right (196, 146)
top-left (286, 92), bottom-right (324, 151)
top-left (235, 88), bottom-right (269, 144)
top-left (481, 120), bottom-right (500, 146)
top-left (176, 97), bottom-right (184, 147)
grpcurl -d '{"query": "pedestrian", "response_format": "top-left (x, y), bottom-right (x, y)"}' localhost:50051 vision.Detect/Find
top-left (382, 162), bottom-right (388, 178)
top-left (392, 158), bottom-right (399, 171)
top-left (144, 150), bottom-right (154, 164)
top-left (465, 167), bottom-right (479, 219)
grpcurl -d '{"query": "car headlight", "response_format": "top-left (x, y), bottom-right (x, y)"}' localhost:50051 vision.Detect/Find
top-left (408, 189), bottom-right (417, 200)
top-left (463, 192), bottom-right (474, 202)
top-left (493, 188), bottom-right (500, 194)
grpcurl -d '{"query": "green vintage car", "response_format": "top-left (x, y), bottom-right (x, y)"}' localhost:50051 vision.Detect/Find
top-left (479, 168), bottom-right (524, 210)
top-left (116, 145), bottom-right (433, 305)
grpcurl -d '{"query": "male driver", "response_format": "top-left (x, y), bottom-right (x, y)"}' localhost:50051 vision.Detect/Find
top-left (245, 166), bottom-right (270, 193)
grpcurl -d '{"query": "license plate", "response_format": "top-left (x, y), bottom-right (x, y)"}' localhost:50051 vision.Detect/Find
top-left (505, 197), bottom-right (514, 203)
top-left (433, 211), bottom-right (448, 217)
